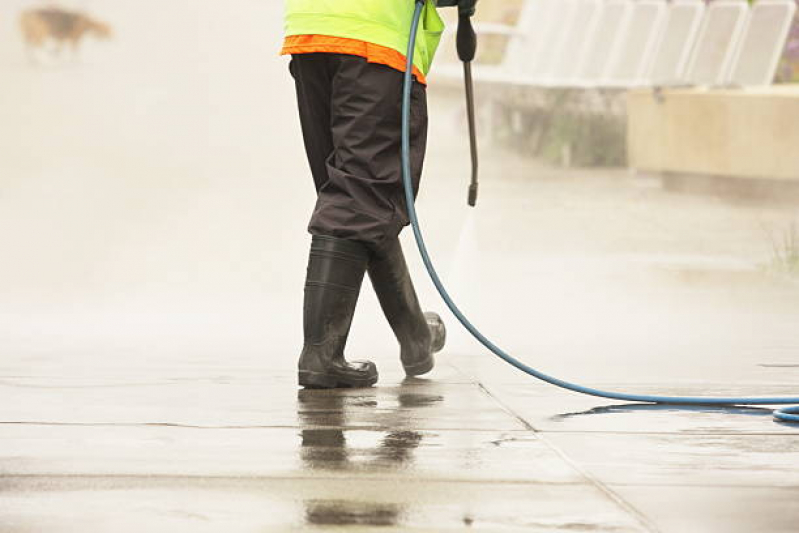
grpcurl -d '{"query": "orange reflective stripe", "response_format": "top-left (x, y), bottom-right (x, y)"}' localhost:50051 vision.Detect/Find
top-left (281, 35), bottom-right (427, 85)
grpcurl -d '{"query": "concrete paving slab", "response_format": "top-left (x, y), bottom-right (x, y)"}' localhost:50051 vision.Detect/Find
top-left (0, 375), bottom-right (523, 431)
top-left (613, 485), bottom-right (799, 533)
top-left (0, 476), bottom-right (650, 533)
top-left (544, 432), bottom-right (799, 487)
top-left (0, 424), bottom-right (577, 483)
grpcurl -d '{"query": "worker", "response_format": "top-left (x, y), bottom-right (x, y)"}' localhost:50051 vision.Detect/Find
top-left (282, 0), bottom-right (447, 388)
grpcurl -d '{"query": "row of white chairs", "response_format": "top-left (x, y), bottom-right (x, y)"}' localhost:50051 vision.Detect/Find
top-left (433, 0), bottom-right (797, 88)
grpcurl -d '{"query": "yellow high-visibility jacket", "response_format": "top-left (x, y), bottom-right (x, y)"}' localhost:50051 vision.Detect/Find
top-left (283, 0), bottom-right (445, 75)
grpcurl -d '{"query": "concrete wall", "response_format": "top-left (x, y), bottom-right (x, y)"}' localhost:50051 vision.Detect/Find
top-left (628, 86), bottom-right (799, 181)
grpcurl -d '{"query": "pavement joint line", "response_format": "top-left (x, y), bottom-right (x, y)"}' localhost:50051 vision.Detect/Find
top-left (444, 363), bottom-right (542, 429)
top-left (12, 421), bottom-right (799, 436)
top-left (534, 431), bottom-right (663, 533)
top-left (290, 425), bottom-right (532, 433)
top-left (0, 421), bottom-right (527, 432)
top-left (0, 378), bottom-right (477, 385)
top-left (0, 473), bottom-right (588, 486)
top-left (467, 376), bottom-right (662, 533)
top-left (474, 382), bottom-right (541, 433)
top-left (537, 430), bottom-right (799, 436)
top-left (7, 476), bottom-right (798, 491)
top-left (455, 380), bottom-right (799, 387)
top-left (606, 483), bottom-right (799, 490)
top-left (7, 423), bottom-right (795, 437)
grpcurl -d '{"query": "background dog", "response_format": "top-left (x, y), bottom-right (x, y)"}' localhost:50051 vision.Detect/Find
top-left (19, 5), bottom-right (112, 62)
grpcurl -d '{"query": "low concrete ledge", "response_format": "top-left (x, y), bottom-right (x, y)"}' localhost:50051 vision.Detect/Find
top-left (628, 86), bottom-right (799, 181)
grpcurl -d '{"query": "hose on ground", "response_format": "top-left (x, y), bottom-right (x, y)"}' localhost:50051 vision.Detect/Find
top-left (401, 1), bottom-right (799, 425)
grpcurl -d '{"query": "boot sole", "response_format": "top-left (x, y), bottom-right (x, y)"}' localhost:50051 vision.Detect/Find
top-left (403, 356), bottom-right (434, 377)
top-left (298, 370), bottom-right (378, 389)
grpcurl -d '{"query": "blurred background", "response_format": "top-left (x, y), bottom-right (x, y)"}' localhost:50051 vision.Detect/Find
top-left (2, 0), bottom-right (303, 365)
top-left (1, 0), bottom-right (798, 383)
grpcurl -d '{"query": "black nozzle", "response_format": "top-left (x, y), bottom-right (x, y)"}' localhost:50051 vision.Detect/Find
top-left (468, 183), bottom-right (478, 207)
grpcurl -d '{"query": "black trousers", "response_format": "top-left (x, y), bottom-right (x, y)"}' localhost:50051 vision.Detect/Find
top-left (289, 53), bottom-right (428, 252)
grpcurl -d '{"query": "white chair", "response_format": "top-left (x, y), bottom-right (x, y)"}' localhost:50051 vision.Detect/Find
top-left (685, 0), bottom-right (750, 86)
top-left (519, 0), bottom-right (578, 83)
top-left (576, 0), bottom-right (635, 83)
top-left (648, 0), bottom-right (707, 86)
top-left (729, 0), bottom-right (798, 86)
top-left (547, 0), bottom-right (604, 85)
top-left (504, 0), bottom-right (560, 78)
top-left (532, 0), bottom-right (583, 83)
top-left (604, 0), bottom-right (669, 86)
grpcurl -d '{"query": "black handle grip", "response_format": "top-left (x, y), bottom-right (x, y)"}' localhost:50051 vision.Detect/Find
top-left (456, 13), bottom-right (477, 63)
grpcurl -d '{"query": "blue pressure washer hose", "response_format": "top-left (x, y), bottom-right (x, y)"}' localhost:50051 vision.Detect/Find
top-left (402, 1), bottom-right (799, 424)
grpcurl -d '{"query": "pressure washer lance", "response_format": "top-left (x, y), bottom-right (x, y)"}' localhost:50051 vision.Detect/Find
top-left (406, 0), bottom-right (799, 424)
top-left (438, 0), bottom-right (479, 206)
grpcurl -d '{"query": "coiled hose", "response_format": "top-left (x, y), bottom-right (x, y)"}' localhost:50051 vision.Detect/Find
top-left (401, 1), bottom-right (799, 424)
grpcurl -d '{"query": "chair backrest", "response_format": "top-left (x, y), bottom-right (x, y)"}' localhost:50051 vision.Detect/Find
top-left (729, 0), bottom-right (797, 86)
top-left (550, 0), bottom-right (604, 83)
top-left (529, 0), bottom-right (582, 80)
top-left (605, 0), bottom-right (669, 85)
top-left (503, 0), bottom-right (557, 71)
top-left (648, 0), bottom-right (706, 86)
top-left (685, 0), bottom-right (750, 85)
top-left (577, 0), bottom-right (635, 82)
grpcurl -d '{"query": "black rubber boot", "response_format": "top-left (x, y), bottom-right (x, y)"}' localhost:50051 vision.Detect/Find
top-left (368, 237), bottom-right (446, 377)
top-left (298, 235), bottom-right (378, 389)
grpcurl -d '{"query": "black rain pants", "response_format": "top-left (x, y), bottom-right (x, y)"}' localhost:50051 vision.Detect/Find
top-left (289, 53), bottom-right (428, 252)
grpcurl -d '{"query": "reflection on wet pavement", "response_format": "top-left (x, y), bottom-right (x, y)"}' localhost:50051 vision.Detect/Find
top-left (289, 381), bottom-right (652, 531)
top-left (297, 386), bottom-right (433, 527)
top-left (297, 388), bottom-right (427, 473)
top-left (304, 500), bottom-right (403, 527)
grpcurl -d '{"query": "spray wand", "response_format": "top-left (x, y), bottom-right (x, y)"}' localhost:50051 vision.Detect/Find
top-left (437, 0), bottom-right (480, 206)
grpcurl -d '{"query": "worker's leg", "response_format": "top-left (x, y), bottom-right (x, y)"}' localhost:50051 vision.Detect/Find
top-left (318, 55), bottom-right (444, 375)
top-left (296, 235), bottom-right (377, 389)
top-left (308, 54), bottom-right (428, 251)
top-left (368, 236), bottom-right (447, 376)
top-left (290, 53), bottom-right (444, 382)
top-left (289, 54), bottom-right (335, 192)
top-left (289, 54), bottom-right (378, 388)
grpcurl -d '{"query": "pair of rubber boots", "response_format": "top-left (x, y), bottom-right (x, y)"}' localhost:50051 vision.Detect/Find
top-left (297, 235), bottom-right (446, 389)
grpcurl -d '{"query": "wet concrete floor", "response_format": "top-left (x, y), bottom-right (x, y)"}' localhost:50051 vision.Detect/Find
top-left (3, 359), bottom-right (799, 532)
top-left (2, 1), bottom-right (799, 531)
